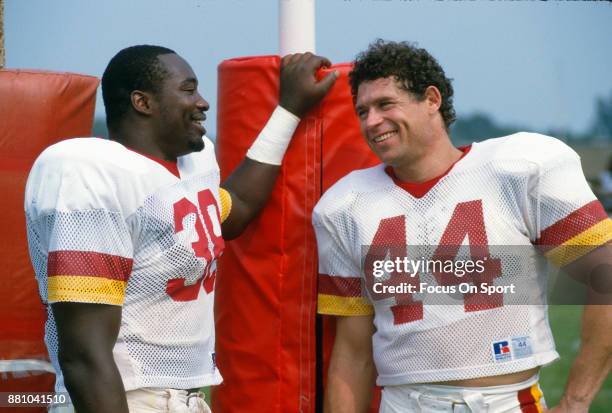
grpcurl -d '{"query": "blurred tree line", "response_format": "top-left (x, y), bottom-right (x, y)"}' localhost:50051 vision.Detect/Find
top-left (92, 89), bottom-right (612, 144)
top-left (451, 90), bottom-right (612, 146)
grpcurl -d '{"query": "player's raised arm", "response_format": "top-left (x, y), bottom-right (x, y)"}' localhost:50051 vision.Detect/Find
top-left (221, 53), bottom-right (338, 239)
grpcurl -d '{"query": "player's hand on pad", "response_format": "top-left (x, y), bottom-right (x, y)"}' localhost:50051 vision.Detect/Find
top-left (279, 52), bottom-right (339, 118)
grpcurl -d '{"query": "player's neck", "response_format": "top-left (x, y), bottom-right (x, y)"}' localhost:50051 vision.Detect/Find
top-left (110, 124), bottom-right (177, 162)
top-left (392, 136), bottom-right (463, 183)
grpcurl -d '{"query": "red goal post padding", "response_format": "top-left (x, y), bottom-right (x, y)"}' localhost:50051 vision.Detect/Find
top-left (214, 56), bottom-right (380, 412)
top-left (0, 69), bottom-right (98, 411)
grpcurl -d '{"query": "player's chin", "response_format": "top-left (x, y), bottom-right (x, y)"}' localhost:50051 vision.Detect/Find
top-left (371, 148), bottom-right (393, 165)
top-left (368, 142), bottom-right (388, 158)
top-left (187, 136), bottom-right (205, 152)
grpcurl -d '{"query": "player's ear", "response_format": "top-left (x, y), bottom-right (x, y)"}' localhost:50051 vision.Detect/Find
top-left (131, 90), bottom-right (155, 116)
top-left (424, 86), bottom-right (442, 113)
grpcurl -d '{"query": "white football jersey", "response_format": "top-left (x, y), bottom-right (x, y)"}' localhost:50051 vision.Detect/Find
top-left (25, 137), bottom-right (225, 394)
top-left (315, 133), bottom-right (612, 385)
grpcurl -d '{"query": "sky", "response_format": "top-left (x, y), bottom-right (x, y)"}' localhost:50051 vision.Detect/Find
top-left (5, 1), bottom-right (612, 137)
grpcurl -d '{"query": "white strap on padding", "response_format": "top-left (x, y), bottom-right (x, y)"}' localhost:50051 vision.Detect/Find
top-left (0, 359), bottom-right (55, 373)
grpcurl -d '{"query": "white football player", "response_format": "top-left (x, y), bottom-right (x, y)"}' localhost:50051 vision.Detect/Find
top-left (315, 40), bottom-right (611, 413)
top-left (25, 45), bottom-right (338, 413)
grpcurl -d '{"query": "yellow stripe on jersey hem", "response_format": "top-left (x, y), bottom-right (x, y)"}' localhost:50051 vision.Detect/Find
top-left (48, 276), bottom-right (126, 305)
top-left (545, 218), bottom-right (612, 267)
top-left (318, 294), bottom-right (374, 316)
top-left (530, 383), bottom-right (544, 413)
top-left (219, 188), bottom-right (232, 224)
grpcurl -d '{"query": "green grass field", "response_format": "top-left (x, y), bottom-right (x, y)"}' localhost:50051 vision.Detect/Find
top-left (541, 305), bottom-right (611, 412)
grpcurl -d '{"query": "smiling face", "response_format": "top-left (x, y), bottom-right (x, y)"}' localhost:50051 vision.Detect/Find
top-left (355, 77), bottom-right (437, 169)
top-left (153, 53), bottom-right (209, 158)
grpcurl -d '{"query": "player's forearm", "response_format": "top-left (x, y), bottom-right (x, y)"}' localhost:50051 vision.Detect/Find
top-left (558, 305), bottom-right (612, 411)
top-left (220, 104), bottom-right (300, 239)
top-left (324, 356), bottom-right (375, 413)
top-left (221, 158), bottom-right (281, 239)
top-left (60, 355), bottom-right (129, 413)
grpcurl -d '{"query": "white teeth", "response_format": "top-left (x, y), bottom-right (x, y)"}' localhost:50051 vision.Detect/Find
top-left (373, 131), bottom-right (395, 143)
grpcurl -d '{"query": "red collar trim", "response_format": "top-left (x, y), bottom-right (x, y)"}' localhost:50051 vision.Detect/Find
top-left (127, 148), bottom-right (180, 178)
top-left (385, 145), bottom-right (471, 198)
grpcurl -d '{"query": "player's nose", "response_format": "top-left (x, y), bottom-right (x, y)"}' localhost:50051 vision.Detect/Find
top-left (364, 108), bottom-right (384, 130)
top-left (196, 92), bottom-right (210, 112)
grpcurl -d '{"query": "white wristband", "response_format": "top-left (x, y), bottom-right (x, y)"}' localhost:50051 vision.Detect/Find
top-left (246, 106), bottom-right (300, 165)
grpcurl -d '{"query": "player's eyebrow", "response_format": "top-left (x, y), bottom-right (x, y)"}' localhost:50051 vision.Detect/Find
top-left (180, 78), bottom-right (198, 87)
top-left (355, 96), bottom-right (394, 112)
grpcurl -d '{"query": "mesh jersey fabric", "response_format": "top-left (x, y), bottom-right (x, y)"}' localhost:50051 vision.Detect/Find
top-left (314, 132), bottom-right (612, 385)
top-left (25, 137), bottom-right (225, 395)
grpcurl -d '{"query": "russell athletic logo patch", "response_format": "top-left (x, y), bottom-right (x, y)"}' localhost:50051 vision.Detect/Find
top-left (492, 336), bottom-right (533, 362)
top-left (492, 340), bottom-right (512, 362)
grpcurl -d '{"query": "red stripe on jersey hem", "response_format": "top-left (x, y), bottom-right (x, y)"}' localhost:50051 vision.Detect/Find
top-left (517, 386), bottom-right (538, 413)
top-left (318, 274), bottom-right (363, 297)
top-left (48, 250), bottom-right (133, 281)
top-left (534, 200), bottom-right (608, 251)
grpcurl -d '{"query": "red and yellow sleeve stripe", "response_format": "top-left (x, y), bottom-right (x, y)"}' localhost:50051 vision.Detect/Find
top-left (534, 200), bottom-right (612, 267)
top-left (47, 250), bottom-right (133, 305)
top-left (317, 274), bottom-right (374, 316)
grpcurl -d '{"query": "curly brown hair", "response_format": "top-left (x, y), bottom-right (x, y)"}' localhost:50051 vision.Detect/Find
top-left (349, 39), bottom-right (456, 129)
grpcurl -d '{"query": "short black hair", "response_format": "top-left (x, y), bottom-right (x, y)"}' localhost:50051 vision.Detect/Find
top-left (101, 45), bottom-right (176, 131)
top-left (349, 39), bottom-right (456, 129)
